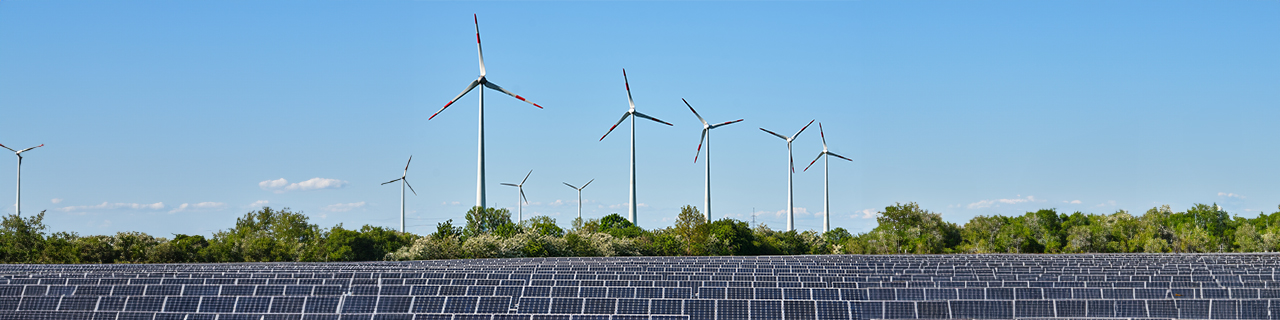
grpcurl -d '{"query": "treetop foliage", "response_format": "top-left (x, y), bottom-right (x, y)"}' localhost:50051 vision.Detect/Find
top-left (3, 201), bottom-right (1278, 264)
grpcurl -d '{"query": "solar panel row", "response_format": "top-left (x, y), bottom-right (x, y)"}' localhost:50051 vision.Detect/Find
top-left (6, 254), bottom-right (1280, 319)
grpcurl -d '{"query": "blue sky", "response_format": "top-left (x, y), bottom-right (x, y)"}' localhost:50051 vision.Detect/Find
top-left (1, 1), bottom-right (1276, 236)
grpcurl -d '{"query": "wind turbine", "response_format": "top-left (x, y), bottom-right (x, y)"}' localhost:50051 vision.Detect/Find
top-left (685, 98), bottom-right (743, 221)
top-left (500, 170), bottom-right (532, 222)
top-left (562, 179), bottom-right (594, 221)
top-left (429, 14), bottom-right (543, 210)
top-left (759, 120), bottom-right (813, 231)
top-left (0, 143), bottom-right (43, 216)
top-left (380, 156), bottom-right (417, 233)
top-left (803, 123), bottom-right (853, 233)
top-left (600, 69), bottom-right (673, 226)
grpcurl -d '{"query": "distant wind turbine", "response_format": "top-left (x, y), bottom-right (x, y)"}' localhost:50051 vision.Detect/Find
top-left (685, 98), bottom-right (743, 221)
top-left (600, 69), bottom-right (673, 226)
top-left (429, 14), bottom-right (543, 210)
top-left (500, 170), bottom-right (533, 222)
top-left (0, 143), bottom-right (43, 216)
top-left (760, 120), bottom-right (814, 231)
top-left (380, 156), bottom-right (417, 233)
top-left (563, 179), bottom-right (594, 221)
top-left (803, 123), bottom-right (853, 233)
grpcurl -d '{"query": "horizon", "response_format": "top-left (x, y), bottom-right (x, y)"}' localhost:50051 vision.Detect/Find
top-left (1, 1), bottom-right (1277, 237)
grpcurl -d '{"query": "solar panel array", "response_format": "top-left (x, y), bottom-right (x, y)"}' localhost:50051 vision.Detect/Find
top-left (3, 254), bottom-right (1280, 319)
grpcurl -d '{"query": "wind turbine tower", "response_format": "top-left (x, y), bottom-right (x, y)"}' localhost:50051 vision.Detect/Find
top-left (429, 14), bottom-right (543, 210)
top-left (685, 99), bottom-right (743, 221)
top-left (0, 143), bottom-right (43, 216)
top-left (563, 179), bottom-right (594, 221)
top-left (804, 123), bottom-right (853, 233)
top-left (501, 170), bottom-right (533, 222)
top-left (381, 156), bottom-right (417, 233)
top-left (759, 120), bottom-right (813, 231)
top-left (600, 69), bottom-right (672, 226)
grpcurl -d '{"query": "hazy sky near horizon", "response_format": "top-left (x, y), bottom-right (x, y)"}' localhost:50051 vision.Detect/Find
top-left (1, 1), bottom-right (1277, 236)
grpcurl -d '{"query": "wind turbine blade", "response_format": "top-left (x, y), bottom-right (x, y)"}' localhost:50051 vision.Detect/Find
top-left (483, 81), bottom-right (543, 109)
top-left (600, 112), bottom-right (631, 141)
top-left (404, 178), bottom-right (418, 196)
top-left (803, 153), bottom-right (823, 172)
top-left (475, 14), bottom-right (485, 76)
top-left (521, 170), bottom-right (532, 184)
top-left (563, 182), bottom-right (578, 189)
top-left (683, 99), bottom-right (708, 126)
top-left (819, 122), bottom-right (827, 149)
top-left (710, 119), bottom-right (744, 129)
top-left (430, 79), bottom-right (481, 120)
top-left (382, 177), bottom-right (403, 185)
top-left (694, 128), bottom-right (706, 163)
top-left (759, 128), bottom-right (789, 140)
top-left (500, 183), bottom-right (519, 187)
top-left (792, 119), bottom-right (816, 140)
top-left (0, 144), bottom-right (15, 153)
top-left (520, 188), bottom-right (528, 204)
top-left (633, 111), bottom-right (673, 126)
top-left (623, 69), bottom-right (635, 110)
top-left (404, 155), bottom-right (413, 172)
top-left (16, 144), bottom-right (42, 154)
top-left (581, 179), bottom-right (593, 189)
top-left (827, 152), bottom-right (854, 162)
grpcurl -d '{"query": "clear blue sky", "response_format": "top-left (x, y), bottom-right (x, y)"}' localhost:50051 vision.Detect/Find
top-left (1, 1), bottom-right (1276, 236)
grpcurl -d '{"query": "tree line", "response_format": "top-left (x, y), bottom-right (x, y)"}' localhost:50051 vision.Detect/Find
top-left (1, 202), bottom-right (1276, 263)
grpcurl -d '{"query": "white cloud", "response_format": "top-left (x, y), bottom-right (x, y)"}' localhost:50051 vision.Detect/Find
top-left (1062, 200), bottom-right (1082, 204)
top-left (967, 195), bottom-right (1040, 209)
top-left (51, 198), bottom-right (62, 204)
top-left (259, 177), bottom-right (347, 193)
top-left (609, 202), bottom-right (649, 209)
top-left (169, 202), bottom-right (227, 214)
top-left (854, 209), bottom-right (877, 219)
top-left (248, 200), bottom-right (270, 208)
top-left (59, 202), bottom-right (165, 212)
top-left (1096, 200), bottom-right (1117, 207)
top-left (1219, 192), bottom-right (1246, 199)
top-left (259, 178), bottom-right (288, 189)
top-left (547, 200), bottom-right (565, 207)
top-left (774, 207), bottom-right (809, 217)
top-left (324, 202), bottom-right (366, 212)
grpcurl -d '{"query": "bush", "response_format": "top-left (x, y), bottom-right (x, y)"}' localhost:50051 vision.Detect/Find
top-left (387, 236), bottom-right (465, 260)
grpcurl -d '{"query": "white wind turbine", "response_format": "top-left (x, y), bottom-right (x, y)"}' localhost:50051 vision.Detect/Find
top-left (600, 69), bottom-right (673, 226)
top-left (500, 170), bottom-right (532, 222)
top-left (0, 143), bottom-right (43, 216)
top-left (429, 14), bottom-right (543, 210)
top-left (562, 179), bottom-right (594, 221)
top-left (759, 120), bottom-right (813, 231)
top-left (685, 98), bottom-right (743, 221)
top-left (380, 156), bottom-right (417, 233)
top-left (803, 123), bottom-right (853, 233)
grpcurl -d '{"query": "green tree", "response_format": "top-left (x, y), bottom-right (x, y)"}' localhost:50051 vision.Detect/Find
top-left (0, 210), bottom-right (49, 263)
top-left (705, 218), bottom-right (754, 255)
top-left (433, 219), bottom-right (463, 239)
top-left (521, 216), bottom-right (564, 237)
top-left (211, 207), bottom-right (323, 262)
top-left (599, 213), bottom-right (643, 238)
top-left (672, 206), bottom-right (709, 255)
top-left (464, 206), bottom-right (515, 237)
top-left (870, 203), bottom-right (960, 254)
